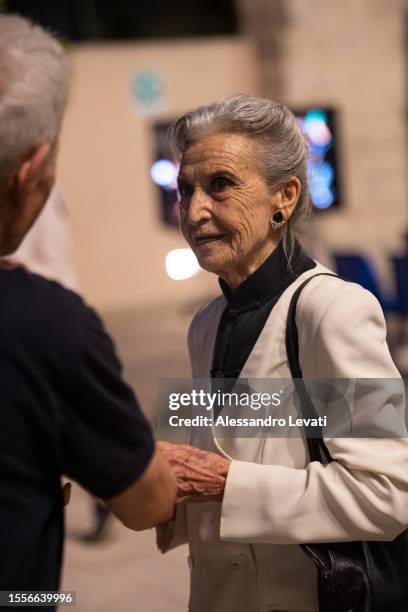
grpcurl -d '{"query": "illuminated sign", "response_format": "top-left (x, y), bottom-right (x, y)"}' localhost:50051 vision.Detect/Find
top-left (297, 108), bottom-right (341, 210)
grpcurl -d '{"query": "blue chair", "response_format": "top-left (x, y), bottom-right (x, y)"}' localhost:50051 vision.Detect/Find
top-left (391, 256), bottom-right (408, 356)
top-left (392, 256), bottom-right (408, 314)
top-left (333, 253), bottom-right (398, 313)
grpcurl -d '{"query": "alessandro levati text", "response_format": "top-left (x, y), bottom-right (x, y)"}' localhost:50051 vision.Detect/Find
top-left (168, 415), bottom-right (328, 428)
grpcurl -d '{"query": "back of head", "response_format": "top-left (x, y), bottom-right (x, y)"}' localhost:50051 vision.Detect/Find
top-left (0, 14), bottom-right (70, 179)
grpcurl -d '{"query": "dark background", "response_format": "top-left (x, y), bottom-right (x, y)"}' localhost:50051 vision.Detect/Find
top-left (3, 0), bottom-right (238, 41)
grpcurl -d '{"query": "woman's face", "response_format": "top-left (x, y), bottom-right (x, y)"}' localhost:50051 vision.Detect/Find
top-left (178, 132), bottom-right (296, 288)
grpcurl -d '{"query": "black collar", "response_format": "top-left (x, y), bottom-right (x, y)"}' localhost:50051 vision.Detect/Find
top-left (218, 242), bottom-right (315, 311)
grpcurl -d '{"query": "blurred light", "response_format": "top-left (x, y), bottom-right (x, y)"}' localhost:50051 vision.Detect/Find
top-left (304, 110), bottom-right (332, 147)
top-left (151, 159), bottom-right (178, 190)
top-left (309, 161), bottom-right (334, 188)
top-left (314, 161), bottom-right (334, 184)
top-left (311, 187), bottom-right (334, 209)
top-left (165, 248), bottom-right (200, 281)
top-left (296, 108), bottom-right (339, 210)
top-left (308, 160), bottom-right (335, 210)
top-left (305, 109), bottom-right (327, 122)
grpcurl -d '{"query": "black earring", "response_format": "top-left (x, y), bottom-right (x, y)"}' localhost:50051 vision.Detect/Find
top-left (269, 211), bottom-right (285, 231)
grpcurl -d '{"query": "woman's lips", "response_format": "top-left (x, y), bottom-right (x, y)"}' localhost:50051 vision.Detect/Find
top-left (194, 234), bottom-right (226, 246)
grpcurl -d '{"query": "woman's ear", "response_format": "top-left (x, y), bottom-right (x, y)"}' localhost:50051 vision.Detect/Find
top-left (276, 177), bottom-right (301, 220)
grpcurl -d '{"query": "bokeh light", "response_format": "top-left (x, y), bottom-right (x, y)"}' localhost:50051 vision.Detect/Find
top-left (299, 109), bottom-right (337, 210)
top-left (165, 248), bottom-right (200, 280)
top-left (150, 159), bottom-right (178, 190)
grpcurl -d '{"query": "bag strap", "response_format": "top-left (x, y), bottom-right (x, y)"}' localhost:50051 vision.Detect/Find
top-left (285, 273), bottom-right (340, 464)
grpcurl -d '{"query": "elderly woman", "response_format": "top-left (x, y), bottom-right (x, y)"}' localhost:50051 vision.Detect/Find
top-left (157, 94), bottom-right (408, 612)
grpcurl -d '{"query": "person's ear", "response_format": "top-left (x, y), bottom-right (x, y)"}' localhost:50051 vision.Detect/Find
top-left (17, 143), bottom-right (52, 195)
top-left (274, 177), bottom-right (301, 220)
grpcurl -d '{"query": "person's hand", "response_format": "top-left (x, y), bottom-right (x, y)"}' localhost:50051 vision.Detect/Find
top-left (157, 441), bottom-right (231, 504)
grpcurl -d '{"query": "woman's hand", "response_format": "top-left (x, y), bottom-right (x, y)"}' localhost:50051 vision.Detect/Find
top-left (157, 441), bottom-right (231, 504)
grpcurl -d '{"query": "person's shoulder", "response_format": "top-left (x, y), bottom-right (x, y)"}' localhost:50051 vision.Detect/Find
top-left (296, 261), bottom-right (384, 328)
top-left (295, 262), bottom-right (398, 378)
top-left (0, 265), bottom-right (98, 338)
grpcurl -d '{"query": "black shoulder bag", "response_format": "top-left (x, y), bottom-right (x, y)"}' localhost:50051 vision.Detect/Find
top-left (285, 273), bottom-right (408, 612)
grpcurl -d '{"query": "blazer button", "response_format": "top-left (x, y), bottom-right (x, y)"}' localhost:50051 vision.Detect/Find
top-left (231, 553), bottom-right (249, 570)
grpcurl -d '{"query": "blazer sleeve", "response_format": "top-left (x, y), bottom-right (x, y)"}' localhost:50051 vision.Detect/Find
top-left (220, 283), bottom-right (408, 545)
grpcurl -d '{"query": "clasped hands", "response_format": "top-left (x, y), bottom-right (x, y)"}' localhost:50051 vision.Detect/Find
top-left (157, 441), bottom-right (231, 506)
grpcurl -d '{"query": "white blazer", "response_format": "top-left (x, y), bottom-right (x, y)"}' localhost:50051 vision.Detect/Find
top-left (158, 262), bottom-right (408, 612)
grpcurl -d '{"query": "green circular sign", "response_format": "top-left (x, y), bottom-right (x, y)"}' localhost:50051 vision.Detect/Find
top-left (131, 70), bottom-right (163, 108)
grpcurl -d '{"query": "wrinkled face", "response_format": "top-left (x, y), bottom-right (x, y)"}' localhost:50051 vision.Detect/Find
top-left (178, 132), bottom-right (282, 287)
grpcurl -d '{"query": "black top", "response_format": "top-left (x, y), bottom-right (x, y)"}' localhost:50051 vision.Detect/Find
top-left (211, 242), bottom-right (316, 379)
top-left (0, 267), bottom-right (154, 599)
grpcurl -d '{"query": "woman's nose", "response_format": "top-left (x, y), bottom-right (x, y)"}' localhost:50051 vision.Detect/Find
top-left (185, 190), bottom-right (212, 225)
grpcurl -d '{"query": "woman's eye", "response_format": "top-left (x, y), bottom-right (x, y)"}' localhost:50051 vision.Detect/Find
top-left (211, 177), bottom-right (232, 192)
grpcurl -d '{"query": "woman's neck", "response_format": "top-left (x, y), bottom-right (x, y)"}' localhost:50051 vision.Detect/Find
top-left (219, 243), bottom-right (281, 290)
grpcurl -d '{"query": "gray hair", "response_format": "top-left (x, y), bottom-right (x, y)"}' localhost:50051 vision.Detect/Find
top-left (169, 94), bottom-right (312, 262)
top-left (0, 14), bottom-right (70, 178)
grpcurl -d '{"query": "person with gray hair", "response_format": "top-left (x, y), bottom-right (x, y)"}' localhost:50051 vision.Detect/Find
top-left (157, 94), bottom-right (408, 611)
top-left (0, 14), bottom-right (69, 251)
top-left (0, 14), bottom-right (176, 601)
top-left (170, 93), bottom-right (311, 263)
